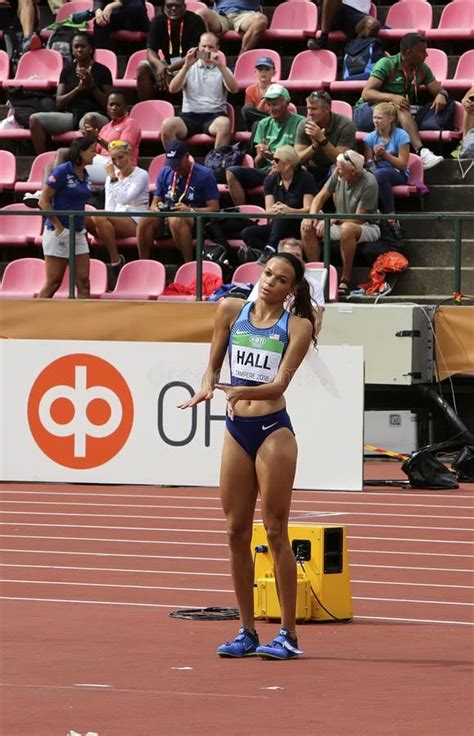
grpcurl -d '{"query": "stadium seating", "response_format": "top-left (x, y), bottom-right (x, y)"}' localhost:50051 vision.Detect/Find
top-left (232, 262), bottom-right (264, 285)
top-left (101, 259), bottom-right (166, 300)
top-left (0, 258), bottom-right (45, 298)
top-left (265, 2), bottom-right (317, 42)
top-left (283, 50), bottom-right (337, 90)
top-left (379, 2), bottom-right (433, 40)
top-left (223, 205), bottom-right (267, 250)
top-left (130, 100), bottom-right (175, 143)
top-left (426, 2), bottom-right (474, 41)
top-left (3, 49), bottom-right (63, 90)
top-left (111, 1), bottom-right (155, 43)
top-left (306, 261), bottom-right (338, 302)
top-left (233, 49), bottom-right (282, 89)
top-left (53, 259), bottom-right (108, 299)
top-left (14, 151), bottom-right (55, 193)
top-left (114, 49), bottom-right (147, 90)
top-left (0, 49), bottom-right (9, 81)
top-left (157, 260), bottom-right (223, 301)
top-left (95, 49), bottom-right (119, 85)
top-left (185, 103), bottom-right (235, 146)
top-left (424, 48), bottom-right (448, 86)
top-left (0, 204), bottom-right (43, 246)
top-left (444, 50), bottom-right (474, 91)
top-left (41, 1), bottom-right (94, 39)
top-left (0, 150), bottom-right (16, 190)
top-left (392, 153), bottom-right (425, 201)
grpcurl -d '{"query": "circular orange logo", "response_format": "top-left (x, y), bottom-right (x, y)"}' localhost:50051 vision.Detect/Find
top-left (27, 354), bottom-right (134, 469)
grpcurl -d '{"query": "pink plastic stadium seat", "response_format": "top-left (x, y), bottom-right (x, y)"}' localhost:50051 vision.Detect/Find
top-left (185, 103), bottom-right (235, 145)
top-left (53, 259), bottom-right (108, 299)
top-left (423, 48), bottom-right (448, 86)
top-left (392, 153), bottom-right (424, 199)
top-left (0, 204), bottom-right (43, 246)
top-left (379, 2), bottom-right (433, 41)
top-left (224, 205), bottom-right (267, 250)
top-left (0, 150), bottom-right (16, 190)
top-left (112, 1), bottom-right (155, 42)
top-left (283, 50), bottom-right (337, 90)
top-left (3, 49), bottom-right (64, 90)
top-left (232, 262), bottom-right (264, 285)
top-left (265, 2), bottom-right (317, 41)
top-left (305, 261), bottom-right (338, 302)
top-left (95, 49), bottom-right (118, 84)
top-left (130, 100), bottom-right (175, 143)
top-left (186, 1), bottom-right (207, 10)
top-left (217, 154), bottom-right (254, 195)
top-left (41, 1), bottom-right (94, 39)
top-left (0, 49), bottom-right (10, 80)
top-left (444, 50), bottom-right (474, 92)
top-left (101, 259), bottom-right (166, 300)
top-left (331, 99), bottom-right (353, 119)
top-left (0, 258), bottom-right (45, 299)
top-left (419, 100), bottom-right (464, 142)
top-left (234, 49), bottom-right (281, 89)
top-left (14, 151), bottom-right (56, 193)
top-left (426, 2), bottom-right (474, 41)
top-left (114, 49), bottom-right (147, 90)
top-left (157, 260), bottom-right (223, 301)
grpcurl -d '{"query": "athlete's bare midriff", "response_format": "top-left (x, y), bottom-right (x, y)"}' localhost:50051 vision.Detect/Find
top-left (232, 396), bottom-right (287, 418)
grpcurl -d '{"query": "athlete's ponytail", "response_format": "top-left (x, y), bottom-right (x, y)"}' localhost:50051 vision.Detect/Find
top-left (272, 252), bottom-right (317, 345)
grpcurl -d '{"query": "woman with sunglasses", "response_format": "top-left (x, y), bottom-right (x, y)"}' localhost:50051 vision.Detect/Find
top-left (363, 102), bottom-right (410, 223)
top-left (241, 145), bottom-right (317, 264)
top-left (89, 140), bottom-right (149, 268)
top-left (179, 251), bottom-right (316, 659)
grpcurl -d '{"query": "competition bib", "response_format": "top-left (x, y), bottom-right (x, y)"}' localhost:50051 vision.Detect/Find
top-left (231, 333), bottom-right (284, 384)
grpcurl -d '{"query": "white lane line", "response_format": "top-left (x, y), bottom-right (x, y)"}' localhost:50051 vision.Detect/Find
top-left (0, 682), bottom-right (268, 700)
top-left (353, 580), bottom-right (474, 589)
top-left (2, 521), bottom-right (473, 533)
top-left (0, 596), bottom-right (472, 625)
top-left (353, 596), bottom-right (473, 606)
top-left (2, 562), bottom-right (473, 577)
top-left (2, 533), bottom-right (472, 547)
top-left (350, 550), bottom-right (472, 558)
top-left (0, 579), bottom-right (233, 594)
top-left (2, 489), bottom-right (473, 502)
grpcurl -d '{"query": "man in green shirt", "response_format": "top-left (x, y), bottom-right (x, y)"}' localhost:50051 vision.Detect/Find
top-left (225, 83), bottom-right (304, 205)
top-left (295, 90), bottom-right (356, 191)
top-left (301, 149), bottom-right (380, 298)
top-left (355, 33), bottom-right (449, 170)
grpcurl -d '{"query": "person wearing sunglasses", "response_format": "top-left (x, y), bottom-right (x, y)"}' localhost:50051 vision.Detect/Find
top-left (301, 149), bottom-right (380, 299)
top-left (295, 90), bottom-right (356, 192)
top-left (137, 0), bottom-right (206, 100)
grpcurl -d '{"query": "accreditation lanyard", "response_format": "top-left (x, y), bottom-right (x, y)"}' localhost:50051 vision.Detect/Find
top-left (169, 162), bottom-right (194, 204)
top-left (167, 18), bottom-right (184, 58)
top-left (402, 66), bottom-right (419, 103)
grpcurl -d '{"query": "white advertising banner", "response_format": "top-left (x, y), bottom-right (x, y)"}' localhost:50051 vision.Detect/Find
top-left (0, 340), bottom-right (364, 490)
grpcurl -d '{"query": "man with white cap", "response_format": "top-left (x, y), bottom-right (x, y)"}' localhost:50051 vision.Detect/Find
top-left (301, 149), bottom-right (380, 299)
top-left (226, 83), bottom-right (304, 206)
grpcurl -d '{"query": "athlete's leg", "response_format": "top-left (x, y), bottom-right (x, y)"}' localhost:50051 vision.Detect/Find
top-left (256, 427), bottom-right (298, 634)
top-left (219, 430), bottom-right (259, 630)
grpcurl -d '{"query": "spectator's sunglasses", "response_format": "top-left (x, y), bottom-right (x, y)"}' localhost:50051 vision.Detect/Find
top-left (342, 151), bottom-right (356, 168)
top-left (308, 90), bottom-right (331, 104)
top-left (166, 2), bottom-right (183, 7)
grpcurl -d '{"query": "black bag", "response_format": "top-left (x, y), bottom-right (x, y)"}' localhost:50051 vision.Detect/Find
top-left (401, 449), bottom-right (459, 490)
top-left (204, 210), bottom-right (259, 245)
top-left (452, 445), bottom-right (474, 482)
top-left (202, 243), bottom-right (237, 283)
top-left (204, 143), bottom-right (245, 183)
top-left (8, 87), bottom-right (57, 128)
top-left (342, 37), bottom-right (385, 81)
top-left (46, 25), bottom-right (76, 63)
top-left (414, 99), bottom-right (455, 131)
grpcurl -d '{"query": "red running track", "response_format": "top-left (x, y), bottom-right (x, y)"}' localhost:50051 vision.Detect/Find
top-left (0, 464), bottom-right (473, 736)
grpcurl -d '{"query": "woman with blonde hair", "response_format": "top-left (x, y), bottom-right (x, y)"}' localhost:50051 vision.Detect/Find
top-left (241, 144), bottom-right (317, 264)
top-left (363, 101), bottom-right (410, 217)
top-left (89, 140), bottom-right (149, 272)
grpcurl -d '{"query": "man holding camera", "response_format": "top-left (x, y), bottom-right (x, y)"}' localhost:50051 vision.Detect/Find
top-left (137, 140), bottom-right (220, 262)
top-left (161, 32), bottom-right (239, 151)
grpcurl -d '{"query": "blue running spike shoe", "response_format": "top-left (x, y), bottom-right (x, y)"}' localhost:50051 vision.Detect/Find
top-left (256, 629), bottom-right (303, 660)
top-left (217, 627), bottom-right (259, 658)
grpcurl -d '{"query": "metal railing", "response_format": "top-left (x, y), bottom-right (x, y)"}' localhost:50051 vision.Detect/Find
top-left (3, 209), bottom-right (473, 300)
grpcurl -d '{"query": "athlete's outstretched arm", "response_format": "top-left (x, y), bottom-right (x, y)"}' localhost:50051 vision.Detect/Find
top-left (215, 316), bottom-right (313, 410)
top-left (178, 298), bottom-right (243, 408)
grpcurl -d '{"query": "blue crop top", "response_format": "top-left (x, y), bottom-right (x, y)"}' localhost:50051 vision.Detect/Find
top-left (228, 301), bottom-right (290, 386)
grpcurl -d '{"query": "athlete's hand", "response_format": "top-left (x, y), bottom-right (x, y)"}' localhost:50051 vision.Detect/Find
top-left (178, 387), bottom-right (213, 409)
top-left (215, 384), bottom-right (241, 421)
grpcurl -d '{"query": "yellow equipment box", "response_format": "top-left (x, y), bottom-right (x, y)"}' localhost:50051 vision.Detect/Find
top-left (252, 523), bottom-right (353, 622)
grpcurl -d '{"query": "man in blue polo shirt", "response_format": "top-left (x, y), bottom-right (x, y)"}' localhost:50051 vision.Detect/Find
top-left (137, 140), bottom-right (220, 262)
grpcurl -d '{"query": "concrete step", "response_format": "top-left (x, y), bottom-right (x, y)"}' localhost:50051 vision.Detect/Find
top-left (403, 217), bottom-right (474, 239)
top-left (352, 266), bottom-right (474, 296)
top-left (406, 240), bottom-right (474, 267)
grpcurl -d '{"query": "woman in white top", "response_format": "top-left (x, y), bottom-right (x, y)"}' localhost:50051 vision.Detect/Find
top-left (90, 140), bottom-right (150, 269)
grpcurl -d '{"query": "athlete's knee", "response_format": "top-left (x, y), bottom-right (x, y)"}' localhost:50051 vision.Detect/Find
top-left (264, 519), bottom-right (288, 554)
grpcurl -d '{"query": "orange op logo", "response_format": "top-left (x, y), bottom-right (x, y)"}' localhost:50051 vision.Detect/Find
top-left (27, 354), bottom-right (134, 469)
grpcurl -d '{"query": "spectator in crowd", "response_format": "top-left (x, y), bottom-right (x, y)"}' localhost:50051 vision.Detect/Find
top-left (137, 140), bottom-right (219, 262)
top-left (89, 140), bottom-right (149, 274)
top-left (301, 149), bottom-right (380, 298)
top-left (226, 84), bottom-right (305, 206)
top-left (137, 0), bottom-right (206, 101)
top-left (247, 237), bottom-right (325, 336)
top-left (29, 32), bottom-right (112, 154)
top-left (294, 90), bottom-right (356, 191)
top-left (461, 86), bottom-right (474, 138)
top-left (241, 55), bottom-right (276, 130)
top-left (363, 101), bottom-right (409, 220)
top-left (0, 0), bottom-right (41, 54)
top-left (307, 0), bottom-right (380, 51)
top-left (161, 32), bottom-right (239, 151)
top-left (93, 0), bottom-right (150, 50)
top-left (354, 33), bottom-right (447, 170)
top-left (37, 137), bottom-right (96, 299)
top-left (196, 0), bottom-right (268, 55)
top-left (241, 145), bottom-right (317, 264)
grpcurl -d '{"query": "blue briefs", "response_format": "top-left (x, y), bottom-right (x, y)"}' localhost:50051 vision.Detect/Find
top-left (225, 408), bottom-right (294, 460)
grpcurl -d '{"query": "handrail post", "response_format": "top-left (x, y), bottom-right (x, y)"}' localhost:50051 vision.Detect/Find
top-left (453, 216), bottom-right (462, 298)
top-left (195, 213), bottom-right (203, 301)
top-left (68, 214), bottom-right (75, 299)
top-left (322, 214), bottom-right (330, 303)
